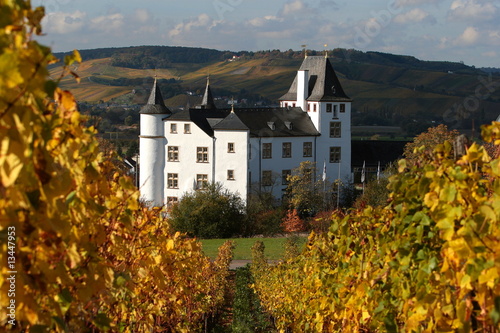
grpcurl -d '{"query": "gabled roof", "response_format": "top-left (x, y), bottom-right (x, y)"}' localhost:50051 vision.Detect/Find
top-left (167, 107), bottom-right (319, 137)
top-left (212, 111), bottom-right (249, 131)
top-left (279, 56), bottom-right (351, 102)
top-left (140, 79), bottom-right (172, 115)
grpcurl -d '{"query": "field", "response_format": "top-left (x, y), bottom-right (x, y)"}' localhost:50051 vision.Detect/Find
top-left (200, 236), bottom-right (307, 260)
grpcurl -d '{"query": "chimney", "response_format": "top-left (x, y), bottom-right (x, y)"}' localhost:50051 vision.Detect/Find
top-left (297, 70), bottom-right (308, 112)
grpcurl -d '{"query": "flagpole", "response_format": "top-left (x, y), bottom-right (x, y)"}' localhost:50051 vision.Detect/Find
top-left (323, 160), bottom-right (326, 210)
top-left (337, 160), bottom-right (341, 209)
top-left (361, 161), bottom-right (366, 194)
top-left (377, 161), bottom-right (380, 181)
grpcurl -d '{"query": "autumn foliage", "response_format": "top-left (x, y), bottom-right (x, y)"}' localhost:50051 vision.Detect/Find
top-left (0, 2), bottom-right (232, 331)
top-left (281, 209), bottom-right (305, 233)
top-left (252, 124), bottom-right (500, 332)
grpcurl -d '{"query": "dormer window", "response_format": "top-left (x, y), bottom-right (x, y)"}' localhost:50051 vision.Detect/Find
top-left (267, 122), bottom-right (275, 130)
top-left (285, 121), bottom-right (293, 130)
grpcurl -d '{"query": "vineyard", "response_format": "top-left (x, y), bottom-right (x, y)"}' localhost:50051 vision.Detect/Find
top-left (0, 1), bottom-right (233, 331)
top-left (251, 129), bottom-right (500, 332)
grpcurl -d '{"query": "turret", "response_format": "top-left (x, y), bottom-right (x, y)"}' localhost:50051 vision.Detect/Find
top-left (139, 79), bottom-right (171, 206)
top-left (196, 76), bottom-right (216, 109)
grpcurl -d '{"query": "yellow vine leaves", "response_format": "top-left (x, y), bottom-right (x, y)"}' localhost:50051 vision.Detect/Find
top-left (252, 126), bottom-right (500, 332)
top-left (0, 1), bottom-right (233, 331)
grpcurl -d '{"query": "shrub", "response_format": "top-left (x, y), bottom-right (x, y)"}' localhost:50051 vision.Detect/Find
top-left (169, 182), bottom-right (245, 238)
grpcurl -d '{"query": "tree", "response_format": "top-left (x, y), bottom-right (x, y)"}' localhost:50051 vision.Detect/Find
top-left (281, 209), bottom-right (305, 233)
top-left (354, 162), bottom-right (396, 208)
top-left (169, 182), bottom-right (245, 238)
top-left (403, 124), bottom-right (459, 165)
top-left (285, 161), bottom-right (331, 218)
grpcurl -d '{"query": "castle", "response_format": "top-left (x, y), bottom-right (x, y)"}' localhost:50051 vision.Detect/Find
top-left (139, 55), bottom-right (352, 207)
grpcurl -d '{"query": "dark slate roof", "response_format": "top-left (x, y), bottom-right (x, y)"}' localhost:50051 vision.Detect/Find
top-left (351, 140), bottom-right (409, 167)
top-left (167, 107), bottom-right (319, 138)
top-left (279, 56), bottom-right (351, 102)
top-left (212, 111), bottom-right (249, 131)
top-left (196, 78), bottom-right (216, 109)
top-left (140, 79), bottom-right (172, 115)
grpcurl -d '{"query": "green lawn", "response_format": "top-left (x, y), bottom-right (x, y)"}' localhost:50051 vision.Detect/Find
top-left (200, 237), bottom-right (307, 260)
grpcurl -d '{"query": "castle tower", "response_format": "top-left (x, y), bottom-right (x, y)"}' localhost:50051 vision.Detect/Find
top-left (279, 56), bottom-right (352, 183)
top-left (139, 78), bottom-right (172, 206)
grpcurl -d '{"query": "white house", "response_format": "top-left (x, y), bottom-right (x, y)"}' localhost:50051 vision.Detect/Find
top-left (139, 55), bottom-right (352, 207)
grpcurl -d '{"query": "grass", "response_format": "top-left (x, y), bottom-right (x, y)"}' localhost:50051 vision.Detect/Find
top-left (200, 236), bottom-right (307, 260)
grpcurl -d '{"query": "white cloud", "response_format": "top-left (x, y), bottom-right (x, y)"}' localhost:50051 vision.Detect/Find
top-left (394, 0), bottom-right (443, 7)
top-left (282, 0), bottom-right (306, 15)
top-left (456, 26), bottom-right (480, 45)
top-left (169, 14), bottom-right (217, 39)
top-left (448, 0), bottom-right (498, 21)
top-left (394, 8), bottom-right (432, 23)
top-left (90, 13), bottom-right (124, 33)
top-left (133, 9), bottom-right (150, 23)
top-left (248, 16), bottom-right (283, 28)
top-left (42, 10), bottom-right (86, 34)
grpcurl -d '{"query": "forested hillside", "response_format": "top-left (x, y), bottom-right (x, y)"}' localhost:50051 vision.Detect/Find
top-left (51, 46), bottom-right (500, 132)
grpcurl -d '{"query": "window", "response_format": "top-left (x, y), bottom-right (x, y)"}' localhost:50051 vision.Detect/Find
top-left (313, 104), bottom-right (317, 112)
top-left (262, 170), bottom-right (272, 186)
top-left (282, 142), bottom-right (292, 158)
top-left (326, 104), bottom-right (332, 113)
top-left (170, 123), bottom-right (177, 133)
top-left (167, 146), bottom-right (179, 162)
top-left (330, 122), bottom-right (341, 138)
top-left (167, 173), bottom-right (178, 189)
top-left (262, 143), bottom-right (272, 159)
top-left (333, 105), bottom-right (338, 118)
top-left (197, 147), bottom-right (209, 163)
top-left (228, 142), bottom-right (235, 153)
top-left (329, 147), bottom-right (341, 163)
top-left (307, 103), bottom-right (310, 112)
top-left (227, 170), bottom-right (235, 180)
top-left (282, 170), bottom-right (291, 185)
top-left (196, 174), bottom-right (208, 189)
top-left (303, 142), bottom-right (312, 157)
top-left (167, 196), bottom-right (178, 207)
top-left (340, 103), bottom-right (346, 113)
top-left (184, 123), bottom-right (191, 134)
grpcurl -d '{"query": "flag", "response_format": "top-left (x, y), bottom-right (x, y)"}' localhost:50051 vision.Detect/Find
top-left (377, 161), bottom-right (381, 180)
top-left (322, 160), bottom-right (327, 181)
top-left (361, 161), bottom-right (365, 183)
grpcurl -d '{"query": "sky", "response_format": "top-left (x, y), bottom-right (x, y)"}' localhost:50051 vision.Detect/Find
top-left (32, 0), bottom-right (500, 68)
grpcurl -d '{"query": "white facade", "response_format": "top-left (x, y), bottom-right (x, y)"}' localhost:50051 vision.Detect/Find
top-left (139, 56), bottom-right (352, 207)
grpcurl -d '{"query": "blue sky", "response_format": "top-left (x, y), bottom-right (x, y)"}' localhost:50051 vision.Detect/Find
top-left (33, 0), bottom-right (500, 67)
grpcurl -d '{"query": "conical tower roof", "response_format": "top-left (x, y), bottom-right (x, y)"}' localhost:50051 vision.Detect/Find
top-left (140, 78), bottom-right (172, 114)
top-left (197, 76), bottom-right (216, 109)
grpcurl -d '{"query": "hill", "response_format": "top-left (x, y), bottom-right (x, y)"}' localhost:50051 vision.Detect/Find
top-left (51, 46), bottom-right (500, 131)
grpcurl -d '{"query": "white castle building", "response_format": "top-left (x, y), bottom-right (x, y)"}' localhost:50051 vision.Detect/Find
top-left (139, 55), bottom-right (352, 207)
